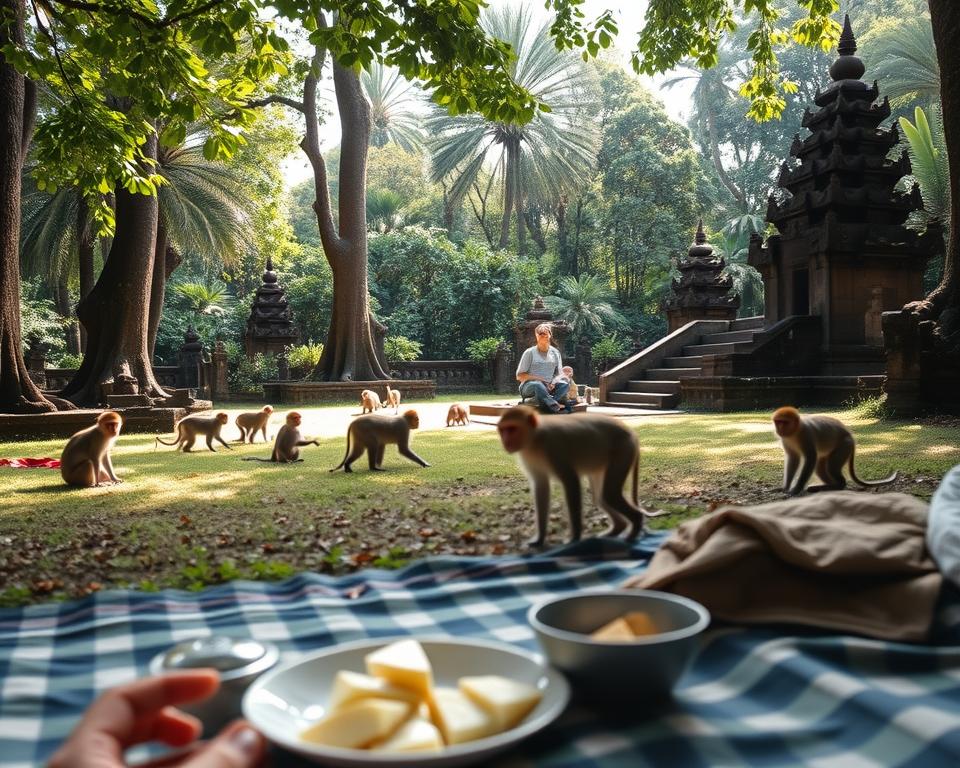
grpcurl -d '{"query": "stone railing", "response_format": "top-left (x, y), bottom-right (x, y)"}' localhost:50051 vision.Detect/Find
top-left (390, 360), bottom-right (488, 392)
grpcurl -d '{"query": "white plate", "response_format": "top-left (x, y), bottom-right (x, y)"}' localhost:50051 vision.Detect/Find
top-left (242, 636), bottom-right (570, 768)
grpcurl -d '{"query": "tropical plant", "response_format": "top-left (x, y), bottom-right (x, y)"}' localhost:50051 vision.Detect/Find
top-left (715, 214), bottom-right (765, 317)
top-left (591, 334), bottom-right (628, 364)
top-left (544, 274), bottom-right (626, 340)
top-left (286, 343), bottom-right (324, 376)
top-left (860, 13), bottom-right (939, 110)
top-left (384, 336), bottom-right (422, 362)
top-left (898, 106), bottom-right (950, 234)
top-left (19, 280), bottom-right (67, 360)
top-left (466, 337), bottom-right (502, 365)
top-left (366, 188), bottom-right (407, 233)
top-left (171, 280), bottom-right (236, 343)
top-left (362, 63), bottom-right (425, 153)
top-left (428, 4), bottom-right (598, 250)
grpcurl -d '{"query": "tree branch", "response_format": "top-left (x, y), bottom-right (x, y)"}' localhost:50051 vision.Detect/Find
top-left (49, 0), bottom-right (226, 27)
top-left (245, 94), bottom-right (306, 113)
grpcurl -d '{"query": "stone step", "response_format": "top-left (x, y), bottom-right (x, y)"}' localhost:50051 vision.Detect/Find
top-left (682, 342), bottom-right (738, 356)
top-left (700, 329), bottom-right (757, 344)
top-left (625, 380), bottom-right (681, 394)
top-left (606, 391), bottom-right (680, 409)
top-left (664, 355), bottom-right (704, 368)
top-left (731, 315), bottom-right (764, 331)
top-left (646, 367), bottom-right (701, 380)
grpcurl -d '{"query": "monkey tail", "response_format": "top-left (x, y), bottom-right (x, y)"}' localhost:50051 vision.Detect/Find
top-left (847, 446), bottom-right (899, 487)
top-left (329, 428), bottom-right (351, 472)
top-left (155, 424), bottom-right (182, 447)
top-left (632, 450), bottom-right (639, 508)
top-left (242, 457), bottom-right (275, 462)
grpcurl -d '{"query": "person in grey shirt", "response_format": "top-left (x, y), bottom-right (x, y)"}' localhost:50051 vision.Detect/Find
top-left (516, 323), bottom-right (570, 413)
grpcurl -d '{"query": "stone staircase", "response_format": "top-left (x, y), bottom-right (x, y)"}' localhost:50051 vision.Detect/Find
top-left (605, 316), bottom-right (765, 410)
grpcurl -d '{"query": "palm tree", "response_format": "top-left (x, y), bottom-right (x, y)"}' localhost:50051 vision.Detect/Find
top-left (544, 274), bottom-right (626, 340)
top-left (899, 106), bottom-right (950, 236)
top-left (366, 188), bottom-right (406, 233)
top-left (861, 14), bottom-right (939, 110)
top-left (172, 279), bottom-right (235, 342)
top-left (427, 4), bottom-right (597, 251)
top-left (361, 63), bottom-right (425, 153)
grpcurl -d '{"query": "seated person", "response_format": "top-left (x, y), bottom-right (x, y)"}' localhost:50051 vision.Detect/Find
top-left (558, 365), bottom-right (581, 405)
top-left (516, 323), bottom-right (569, 413)
top-left (927, 463), bottom-right (960, 590)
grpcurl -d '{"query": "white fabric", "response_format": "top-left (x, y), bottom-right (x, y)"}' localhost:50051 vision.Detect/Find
top-left (927, 464), bottom-right (960, 590)
top-left (515, 345), bottom-right (562, 382)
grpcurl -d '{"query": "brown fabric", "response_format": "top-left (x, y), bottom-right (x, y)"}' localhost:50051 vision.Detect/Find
top-left (624, 492), bottom-right (941, 642)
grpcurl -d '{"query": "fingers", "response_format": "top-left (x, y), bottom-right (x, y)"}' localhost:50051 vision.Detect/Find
top-left (48, 673), bottom-right (218, 768)
top-left (179, 721), bottom-right (265, 768)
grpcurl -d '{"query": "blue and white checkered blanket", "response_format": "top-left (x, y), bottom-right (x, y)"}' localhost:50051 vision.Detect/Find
top-left (3, 536), bottom-right (960, 767)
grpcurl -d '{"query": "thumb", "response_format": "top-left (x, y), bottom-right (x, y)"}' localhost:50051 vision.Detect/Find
top-left (180, 721), bottom-right (265, 768)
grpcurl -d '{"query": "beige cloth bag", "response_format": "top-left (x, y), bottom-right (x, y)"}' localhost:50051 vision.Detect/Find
top-left (623, 492), bottom-right (941, 642)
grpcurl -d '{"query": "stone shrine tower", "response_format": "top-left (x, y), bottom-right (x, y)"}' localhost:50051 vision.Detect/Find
top-left (244, 256), bottom-right (299, 357)
top-left (513, 296), bottom-right (570, 366)
top-left (748, 16), bottom-right (942, 363)
top-left (664, 220), bottom-right (740, 332)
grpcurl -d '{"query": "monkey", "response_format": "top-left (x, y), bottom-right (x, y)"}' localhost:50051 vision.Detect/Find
top-left (330, 409), bottom-right (430, 473)
top-left (242, 411), bottom-right (319, 463)
top-left (496, 406), bottom-right (668, 548)
top-left (60, 411), bottom-right (124, 488)
top-left (235, 405), bottom-right (273, 443)
top-left (385, 386), bottom-right (401, 413)
top-left (360, 389), bottom-right (382, 414)
top-left (446, 403), bottom-right (470, 427)
top-left (772, 406), bottom-right (899, 496)
top-left (155, 412), bottom-right (232, 452)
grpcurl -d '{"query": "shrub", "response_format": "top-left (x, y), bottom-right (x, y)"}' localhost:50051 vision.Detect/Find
top-left (846, 394), bottom-right (891, 421)
top-left (466, 337), bottom-right (502, 364)
top-left (591, 334), bottom-right (628, 362)
top-left (20, 280), bottom-right (67, 360)
top-left (53, 353), bottom-right (83, 369)
top-left (286, 343), bottom-right (323, 378)
top-left (226, 344), bottom-right (279, 393)
top-left (384, 335), bottom-right (422, 362)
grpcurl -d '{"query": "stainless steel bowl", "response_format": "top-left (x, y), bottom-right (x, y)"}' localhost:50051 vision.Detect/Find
top-left (149, 636), bottom-right (279, 735)
top-left (528, 590), bottom-right (710, 706)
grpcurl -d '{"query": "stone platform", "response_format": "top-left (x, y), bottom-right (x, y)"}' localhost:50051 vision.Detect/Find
top-left (680, 376), bottom-right (885, 412)
top-left (0, 403), bottom-right (212, 441)
top-left (469, 401), bottom-right (589, 417)
top-left (262, 379), bottom-right (436, 405)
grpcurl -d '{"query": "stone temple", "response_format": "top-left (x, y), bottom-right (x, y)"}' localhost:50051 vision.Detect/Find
top-left (244, 256), bottom-right (299, 358)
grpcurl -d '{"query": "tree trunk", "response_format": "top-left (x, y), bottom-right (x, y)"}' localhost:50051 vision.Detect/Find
top-left (499, 142), bottom-right (516, 250)
top-left (147, 220), bottom-right (168, 363)
top-left (0, 0), bottom-right (70, 412)
top-left (76, 197), bottom-right (95, 352)
top-left (304, 57), bottom-right (388, 381)
top-left (62, 132), bottom-right (169, 405)
top-left (923, 0), bottom-right (958, 335)
top-left (707, 107), bottom-right (747, 212)
top-left (55, 270), bottom-right (81, 356)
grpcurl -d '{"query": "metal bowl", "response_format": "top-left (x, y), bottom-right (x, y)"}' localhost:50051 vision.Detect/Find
top-left (528, 590), bottom-right (710, 706)
top-left (149, 636), bottom-right (279, 735)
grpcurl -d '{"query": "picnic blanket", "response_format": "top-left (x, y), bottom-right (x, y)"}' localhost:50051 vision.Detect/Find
top-left (0, 458), bottom-right (60, 469)
top-left (625, 492), bottom-right (941, 642)
top-left (2, 536), bottom-right (960, 768)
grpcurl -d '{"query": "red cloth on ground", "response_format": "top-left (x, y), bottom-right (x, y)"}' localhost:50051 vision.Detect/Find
top-left (0, 458), bottom-right (61, 468)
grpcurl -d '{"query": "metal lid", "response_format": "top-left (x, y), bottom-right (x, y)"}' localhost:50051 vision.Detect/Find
top-left (150, 636), bottom-right (279, 681)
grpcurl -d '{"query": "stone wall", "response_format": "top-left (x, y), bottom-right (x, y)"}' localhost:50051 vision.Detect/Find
top-left (390, 361), bottom-right (488, 392)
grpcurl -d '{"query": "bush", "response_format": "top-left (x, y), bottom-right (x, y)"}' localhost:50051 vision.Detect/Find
top-left (20, 280), bottom-right (67, 360)
top-left (225, 344), bottom-right (279, 393)
top-left (466, 337), bottom-right (501, 364)
top-left (53, 353), bottom-right (83, 369)
top-left (286, 343), bottom-right (323, 378)
top-left (384, 335), bottom-right (422, 362)
top-left (846, 394), bottom-right (891, 421)
top-left (592, 334), bottom-right (628, 362)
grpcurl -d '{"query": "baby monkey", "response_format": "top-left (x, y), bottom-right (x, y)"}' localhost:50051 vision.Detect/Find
top-left (772, 406), bottom-right (899, 495)
top-left (330, 410), bottom-right (430, 472)
top-left (235, 405), bottom-right (273, 443)
top-left (497, 406), bottom-right (667, 547)
top-left (446, 403), bottom-right (470, 427)
top-left (156, 412), bottom-right (231, 452)
top-left (360, 389), bottom-right (382, 414)
top-left (60, 411), bottom-right (124, 487)
top-left (243, 411), bottom-right (318, 463)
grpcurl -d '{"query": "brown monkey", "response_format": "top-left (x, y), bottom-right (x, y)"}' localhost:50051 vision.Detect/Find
top-left (446, 403), bottom-right (470, 427)
top-left (60, 411), bottom-right (124, 487)
top-left (772, 406), bottom-right (898, 495)
top-left (235, 405), bottom-right (273, 443)
top-left (385, 386), bottom-right (401, 413)
top-left (360, 389), bottom-right (382, 414)
top-left (243, 411), bottom-right (318, 463)
top-left (156, 412), bottom-right (232, 452)
top-left (330, 410), bottom-right (430, 472)
top-left (497, 406), bottom-right (667, 547)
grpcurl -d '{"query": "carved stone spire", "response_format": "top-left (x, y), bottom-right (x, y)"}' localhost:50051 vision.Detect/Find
top-left (244, 257), bottom-right (299, 357)
top-left (829, 15), bottom-right (865, 82)
top-left (664, 221), bottom-right (739, 331)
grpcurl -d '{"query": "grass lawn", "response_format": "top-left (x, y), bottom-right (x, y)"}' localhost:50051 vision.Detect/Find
top-left (0, 397), bottom-right (957, 606)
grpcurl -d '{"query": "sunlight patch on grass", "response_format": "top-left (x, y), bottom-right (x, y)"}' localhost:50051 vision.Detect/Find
top-left (925, 444), bottom-right (960, 455)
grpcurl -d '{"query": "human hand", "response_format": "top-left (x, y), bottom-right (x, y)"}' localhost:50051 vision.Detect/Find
top-left (48, 670), bottom-right (265, 768)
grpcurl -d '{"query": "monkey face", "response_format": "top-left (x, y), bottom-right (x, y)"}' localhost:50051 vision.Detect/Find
top-left (497, 422), bottom-right (526, 453)
top-left (216, 413), bottom-right (229, 424)
top-left (264, 406), bottom-right (274, 414)
top-left (99, 417), bottom-right (122, 437)
top-left (288, 412), bottom-right (302, 426)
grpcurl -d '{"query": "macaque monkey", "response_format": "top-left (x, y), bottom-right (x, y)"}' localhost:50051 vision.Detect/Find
top-left (235, 405), bottom-right (273, 443)
top-left (155, 412), bottom-right (231, 452)
top-left (243, 411), bottom-right (318, 463)
top-left (446, 403), bottom-right (470, 427)
top-left (497, 406), bottom-right (667, 547)
top-left (772, 406), bottom-right (899, 495)
top-left (385, 386), bottom-right (401, 413)
top-left (60, 411), bottom-right (124, 487)
top-left (360, 389), bottom-right (382, 414)
top-left (330, 410), bottom-right (430, 473)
